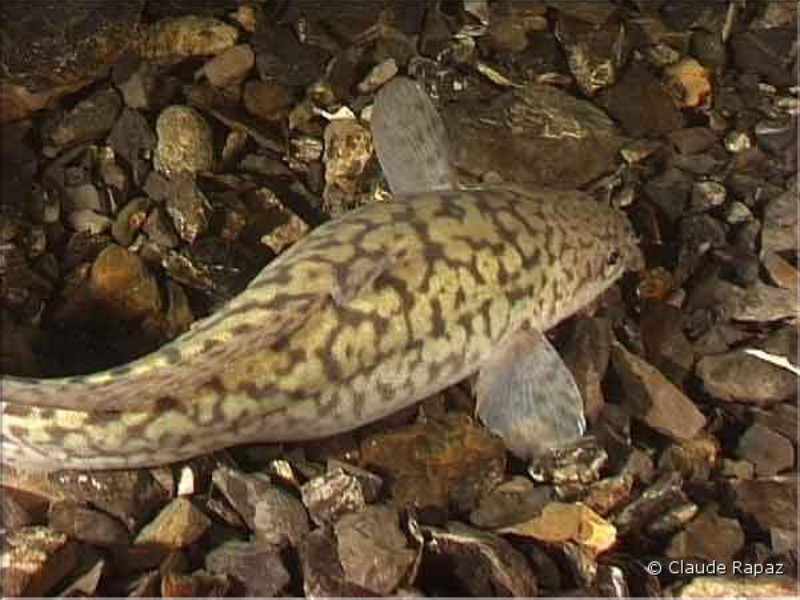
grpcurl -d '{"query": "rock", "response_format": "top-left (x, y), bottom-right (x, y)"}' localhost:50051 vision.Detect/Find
top-left (596, 63), bottom-right (684, 138)
top-left (1, 492), bottom-right (34, 530)
top-left (736, 423), bottom-right (795, 476)
top-left (546, 1), bottom-right (617, 25)
top-left (664, 58), bottom-right (712, 107)
top-left (334, 506), bottom-right (416, 594)
top-left (423, 522), bottom-right (537, 597)
top-left (723, 200), bottom-right (753, 224)
top-left (361, 413), bottom-right (506, 512)
top-left (761, 250), bottom-right (799, 290)
top-left (300, 468), bottom-right (367, 526)
top-left (730, 29), bottom-right (796, 88)
top-left (161, 571), bottom-right (234, 597)
top-left (0, 527), bottom-right (78, 597)
top-left (201, 44), bottom-right (254, 89)
top-left (49, 501), bottom-right (130, 546)
top-left (89, 244), bottom-right (162, 321)
top-left (640, 301), bottom-right (695, 385)
top-left (761, 186), bottom-right (797, 253)
top-left (139, 15), bottom-right (238, 61)
top-left (611, 342), bottom-right (707, 441)
top-left (322, 119), bottom-right (374, 215)
top-left (721, 458), bottom-right (755, 480)
top-left (528, 439), bottom-right (608, 485)
top-left (488, 3), bottom-right (547, 53)
top-left (731, 281), bottom-right (797, 323)
top-left (115, 59), bottom-right (162, 110)
top-left (730, 478), bottom-right (796, 533)
top-left (500, 502), bottom-right (617, 554)
top-left (64, 183), bottom-right (106, 213)
top-left (46, 89), bottom-right (122, 147)
top-left (665, 507), bottom-right (745, 562)
top-left (143, 207), bottom-right (179, 248)
top-left (614, 472), bottom-right (686, 535)
top-left (674, 576), bottom-right (799, 598)
top-left (253, 25), bottom-right (329, 88)
top-left (252, 485), bottom-right (310, 547)
top-left (584, 474), bottom-right (634, 517)
top-left (205, 540), bottom-right (290, 597)
top-left (689, 181), bottom-right (726, 213)
top-left (470, 478), bottom-right (553, 529)
top-left (644, 167), bottom-right (692, 222)
top-left (658, 434), bottom-right (720, 481)
top-left (298, 527), bottom-right (374, 597)
top-left (134, 498), bottom-right (211, 550)
top-left (242, 80), bottom-right (293, 121)
top-left (165, 172), bottom-right (212, 243)
top-left (561, 317), bottom-right (613, 422)
top-left (724, 130), bottom-right (751, 153)
top-left (753, 398), bottom-right (797, 440)
top-left (68, 209), bottom-right (113, 234)
top-left (153, 105), bottom-right (214, 176)
top-left (325, 459), bottom-right (383, 502)
top-left (143, 170), bottom-right (171, 202)
top-left (59, 558), bottom-right (105, 597)
top-left (666, 127), bottom-right (718, 154)
top-left (444, 82), bottom-right (625, 188)
top-left (112, 196), bottom-right (151, 246)
top-left (554, 14), bottom-right (626, 95)
top-left (107, 108), bottom-right (157, 166)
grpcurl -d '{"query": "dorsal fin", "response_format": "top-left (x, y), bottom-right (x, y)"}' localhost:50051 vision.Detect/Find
top-left (371, 76), bottom-right (459, 195)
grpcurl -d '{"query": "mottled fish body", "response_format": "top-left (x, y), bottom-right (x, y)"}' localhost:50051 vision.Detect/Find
top-left (1, 78), bottom-right (643, 471)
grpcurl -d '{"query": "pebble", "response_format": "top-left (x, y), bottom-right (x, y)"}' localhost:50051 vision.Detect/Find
top-left (666, 127), bottom-right (718, 154)
top-left (500, 502), bottom-right (617, 554)
top-left (732, 281), bottom-right (797, 323)
top-left (528, 439), bottom-right (608, 485)
top-left (68, 209), bottom-right (113, 235)
top-left (46, 89), bottom-right (122, 147)
top-left (134, 498), bottom-right (211, 550)
top-left (139, 16), bottom-right (239, 60)
top-left (165, 172), bottom-right (212, 243)
top-left (646, 501), bottom-right (698, 537)
top-left (142, 207), bottom-right (179, 248)
top-left (300, 468), bottom-right (367, 526)
top-left (730, 478), bottom-right (797, 534)
top-left (423, 522), bottom-right (537, 597)
top-left (611, 342), bottom-right (707, 441)
top-left (724, 130), bottom-right (751, 152)
top-left (664, 58), bottom-right (712, 107)
top-left (154, 105), bottom-right (214, 176)
top-left (689, 181), bottom-right (726, 212)
top-left (334, 506), bottom-right (417, 594)
top-left (107, 108), bottom-right (157, 165)
top-left (0, 527), bottom-right (78, 597)
top-left (469, 478), bottom-right (553, 529)
top-left (360, 413), bottom-right (506, 512)
top-left (639, 301), bottom-right (695, 385)
top-left (161, 571), bottom-right (233, 597)
top-left (49, 500), bottom-right (130, 546)
top-left (112, 196), bottom-right (151, 246)
top-left (761, 250), bottom-right (799, 289)
top-left (658, 434), bottom-right (720, 481)
top-left (252, 485), bottom-right (310, 547)
top-left (322, 119), bottom-right (374, 214)
top-left (613, 472), bottom-right (686, 535)
top-left (205, 540), bottom-right (290, 597)
top-left (723, 200), bottom-right (753, 224)
top-left (583, 474), bottom-right (634, 517)
top-left (89, 244), bottom-right (162, 321)
top-left (753, 397), bottom-right (797, 440)
top-left (736, 423), bottom-right (795, 476)
top-left (695, 345), bottom-right (794, 404)
top-left (1, 492), bottom-right (35, 530)
top-left (674, 576), bottom-right (799, 598)
top-left (299, 528), bottom-right (373, 597)
top-left (560, 316), bottom-right (613, 421)
top-left (761, 186), bottom-right (797, 254)
top-left (720, 458), bottom-right (755, 480)
top-left (242, 80), bottom-right (293, 122)
top-left (115, 60), bottom-right (161, 110)
top-left (202, 44), bottom-right (254, 89)
top-left (665, 508), bottom-right (745, 562)
top-left (143, 170), bottom-right (171, 202)
top-left (64, 183), bottom-right (106, 213)
top-left (555, 15), bottom-right (626, 95)
top-left (597, 63), bottom-right (684, 137)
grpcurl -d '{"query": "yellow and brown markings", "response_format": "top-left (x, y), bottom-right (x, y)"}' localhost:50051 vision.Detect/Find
top-left (2, 186), bottom-right (641, 470)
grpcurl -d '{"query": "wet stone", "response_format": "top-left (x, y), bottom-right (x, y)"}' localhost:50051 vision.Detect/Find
top-left (298, 527), bottom-right (373, 597)
top-left (68, 209), bottom-right (113, 235)
top-left (499, 501), bottom-right (617, 555)
top-left (205, 540), bottom-right (290, 597)
top-left (613, 472), bottom-right (686, 535)
top-left (357, 58), bottom-right (399, 94)
top-left (640, 301), bottom-right (694, 386)
top-left (139, 15), bottom-right (239, 61)
top-left (165, 173), bottom-right (211, 243)
top-left (736, 423), bottom-right (795, 477)
top-left (46, 89), bottom-right (122, 147)
top-left (597, 63), bottom-right (684, 138)
top-left (730, 478), bottom-right (797, 534)
top-left (361, 413), bottom-right (506, 513)
top-left (658, 434), bottom-right (720, 481)
top-left (665, 58), bottom-right (712, 108)
top-left (444, 82), bottom-right (625, 189)
top-left (300, 468), bottom-right (367, 526)
top-left (160, 571), bottom-right (234, 597)
top-left (584, 474), bottom-right (634, 517)
top-left (322, 119), bottom-right (374, 215)
top-left (555, 14), bottom-right (626, 96)
top-left (561, 317), bottom-right (613, 422)
top-left (64, 183), bottom-right (106, 213)
top-left (143, 207), bottom-right (179, 248)
top-left (153, 105), bottom-right (214, 176)
top-left (611, 342), bottom-right (706, 442)
top-left (107, 108), bottom-right (157, 165)
top-left (665, 507), bottom-right (745, 562)
top-left (666, 127), bottom-right (718, 154)
top-left (732, 281), bottom-right (797, 323)
top-left (334, 505), bottom-right (416, 594)
top-left (753, 398), bottom-right (797, 440)
top-left (646, 501), bottom-right (699, 537)
top-left (423, 521), bottom-right (537, 597)
top-left (528, 439), bottom-right (608, 485)
top-left (689, 181), bottom-right (726, 213)
top-left (643, 167), bottom-right (692, 222)
top-left (252, 484), bottom-right (310, 547)
top-left (761, 185), bottom-right (797, 253)
top-left (242, 80), bottom-right (293, 122)
top-left (49, 500), bottom-right (130, 546)
top-left (469, 477), bottom-right (553, 529)
top-left (201, 44), bottom-right (254, 89)
top-left (1, 492), bottom-right (35, 531)
top-left (674, 576), bottom-right (799, 598)
top-left (761, 250), bottom-right (799, 290)
top-left (112, 196), bottom-right (151, 246)
top-left (89, 244), bottom-right (162, 321)
top-left (134, 498), bottom-right (211, 550)
top-left (253, 25), bottom-right (329, 88)
top-left (1, 527), bottom-right (78, 597)
top-left (325, 459), bottom-right (383, 503)
top-left (730, 29), bottom-right (797, 88)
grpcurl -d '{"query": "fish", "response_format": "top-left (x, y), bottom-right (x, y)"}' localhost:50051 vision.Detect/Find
top-left (1, 77), bottom-right (643, 471)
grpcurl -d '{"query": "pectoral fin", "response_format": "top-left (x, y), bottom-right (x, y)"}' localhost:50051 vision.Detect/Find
top-left (371, 77), bottom-right (459, 195)
top-left (475, 328), bottom-right (586, 460)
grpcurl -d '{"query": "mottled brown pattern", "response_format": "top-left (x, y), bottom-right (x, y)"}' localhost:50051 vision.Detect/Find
top-left (1, 186), bottom-right (642, 470)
